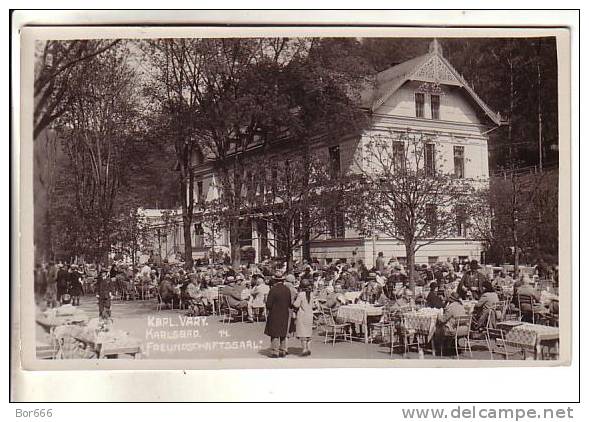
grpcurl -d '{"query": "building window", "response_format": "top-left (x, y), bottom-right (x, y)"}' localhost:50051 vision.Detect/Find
top-left (415, 93), bottom-right (425, 118)
top-left (329, 210), bottom-right (345, 238)
top-left (193, 223), bottom-right (204, 248)
top-left (430, 94), bottom-right (440, 120)
top-left (393, 141), bottom-right (405, 173)
top-left (455, 205), bottom-right (467, 237)
top-left (329, 145), bottom-right (341, 177)
top-left (424, 143), bottom-right (436, 176)
top-left (257, 220), bottom-right (268, 252)
top-left (454, 146), bottom-right (465, 179)
top-left (425, 204), bottom-right (437, 236)
top-left (196, 181), bottom-right (204, 202)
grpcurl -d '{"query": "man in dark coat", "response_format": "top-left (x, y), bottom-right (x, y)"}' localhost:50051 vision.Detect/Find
top-left (96, 272), bottom-right (113, 319)
top-left (264, 275), bottom-right (292, 358)
top-left (56, 265), bottom-right (69, 304)
top-left (457, 260), bottom-right (488, 300)
top-left (68, 265), bottom-right (83, 306)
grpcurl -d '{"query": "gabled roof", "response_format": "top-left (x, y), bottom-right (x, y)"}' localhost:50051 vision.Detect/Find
top-left (361, 40), bottom-right (504, 126)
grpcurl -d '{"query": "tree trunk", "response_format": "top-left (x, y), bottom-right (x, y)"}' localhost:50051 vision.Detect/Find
top-left (302, 213), bottom-right (311, 262)
top-left (230, 222), bottom-right (241, 268)
top-left (179, 164), bottom-right (194, 270)
top-left (182, 214), bottom-right (193, 270)
top-left (513, 241), bottom-right (520, 275)
top-left (405, 241), bottom-right (416, 291)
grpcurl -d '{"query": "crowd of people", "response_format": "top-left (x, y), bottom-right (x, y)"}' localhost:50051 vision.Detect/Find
top-left (33, 252), bottom-right (558, 359)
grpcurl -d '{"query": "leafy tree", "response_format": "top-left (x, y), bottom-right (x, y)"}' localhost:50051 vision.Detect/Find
top-left (211, 150), bottom-right (341, 270)
top-left (486, 165), bottom-right (558, 270)
top-left (34, 39), bottom-right (120, 139)
top-left (346, 130), bottom-right (474, 288)
top-left (53, 43), bottom-right (140, 262)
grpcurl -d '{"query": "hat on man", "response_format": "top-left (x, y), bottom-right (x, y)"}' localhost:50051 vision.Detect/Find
top-left (226, 276), bottom-right (236, 283)
top-left (469, 260), bottom-right (480, 270)
top-left (482, 281), bottom-right (494, 292)
top-left (367, 272), bottom-right (377, 281)
top-left (447, 291), bottom-right (461, 302)
top-left (429, 281), bottom-right (438, 290)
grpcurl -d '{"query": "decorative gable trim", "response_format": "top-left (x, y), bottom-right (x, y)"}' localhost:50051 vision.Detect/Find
top-left (410, 54), bottom-right (461, 86)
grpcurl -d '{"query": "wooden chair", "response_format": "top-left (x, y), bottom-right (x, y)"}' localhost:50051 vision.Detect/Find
top-left (369, 311), bottom-right (394, 344)
top-left (469, 307), bottom-right (497, 358)
top-left (251, 294), bottom-right (268, 322)
top-left (517, 294), bottom-right (548, 324)
top-left (493, 300), bottom-right (509, 323)
top-left (503, 329), bottom-right (538, 360)
top-left (400, 314), bottom-right (420, 356)
top-left (156, 291), bottom-right (174, 312)
top-left (321, 308), bottom-right (352, 346)
top-left (503, 295), bottom-right (520, 321)
top-left (221, 296), bottom-right (246, 324)
top-left (453, 315), bottom-right (473, 359)
top-left (389, 314), bottom-right (405, 356)
top-left (484, 326), bottom-right (523, 360)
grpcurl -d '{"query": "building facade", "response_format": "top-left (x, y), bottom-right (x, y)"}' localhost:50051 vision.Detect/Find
top-left (153, 40), bottom-right (503, 267)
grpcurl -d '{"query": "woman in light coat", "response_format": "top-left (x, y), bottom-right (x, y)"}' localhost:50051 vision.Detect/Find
top-left (293, 279), bottom-right (314, 356)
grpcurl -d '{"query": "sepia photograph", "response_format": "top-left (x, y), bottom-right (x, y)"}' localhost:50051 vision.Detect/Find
top-left (19, 25), bottom-right (570, 372)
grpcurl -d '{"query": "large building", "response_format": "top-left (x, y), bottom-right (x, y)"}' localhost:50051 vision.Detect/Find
top-left (153, 40), bottom-right (503, 267)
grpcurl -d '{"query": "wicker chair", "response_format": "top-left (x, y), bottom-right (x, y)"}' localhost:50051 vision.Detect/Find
top-left (453, 315), bottom-right (473, 359)
top-left (321, 308), bottom-right (352, 346)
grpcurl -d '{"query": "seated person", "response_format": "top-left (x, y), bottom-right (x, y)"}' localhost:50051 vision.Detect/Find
top-left (325, 283), bottom-right (347, 311)
top-left (457, 260), bottom-right (488, 300)
top-left (248, 275), bottom-right (270, 318)
top-left (221, 277), bottom-right (254, 322)
top-left (435, 292), bottom-right (467, 339)
top-left (472, 281), bottom-right (499, 330)
top-left (186, 279), bottom-right (210, 315)
top-left (359, 273), bottom-right (383, 304)
top-left (515, 275), bottom-right (542, 322)
top-left (426, 282), bottom-right (445, 309)
top-left (158, 275), bottom-right (177, 307)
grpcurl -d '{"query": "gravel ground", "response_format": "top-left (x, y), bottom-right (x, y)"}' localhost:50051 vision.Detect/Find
top-left (69, 295), bottom-right (496, 361)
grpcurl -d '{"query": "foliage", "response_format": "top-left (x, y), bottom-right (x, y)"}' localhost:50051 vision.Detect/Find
top-left (51, 43), bottom-right (140, 262)
top-left (345, 130), bottom-right (474, 286)
top-left (34, 39), bottom-right (121, 139)
top-left (487, 166), bottom-right (558, 267)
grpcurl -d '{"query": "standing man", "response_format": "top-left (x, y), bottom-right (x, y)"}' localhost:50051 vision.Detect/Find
top-left (56, 264), bottom-right (69, 305)
top-left (375, 252), bottom-right (386, 273)
top-left (264, 274), bottom-right (292, 358)
top-left (97, 271), bottom-right (113, 320)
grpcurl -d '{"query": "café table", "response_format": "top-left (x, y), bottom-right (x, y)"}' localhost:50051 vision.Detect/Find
top-left (337, 303), bottom-right (384, 343)
top-left (73, 331), bottom-right (142, 359)
top-left (344, 291), bottom-right (362, 303)
top-left (498, 321), bottom-right (559, 360)
top-left (399, 307), bottom-right (442, 357)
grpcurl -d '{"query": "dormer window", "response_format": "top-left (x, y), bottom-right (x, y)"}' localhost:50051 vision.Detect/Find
top-left (415, 93), bottom-right (425, 118)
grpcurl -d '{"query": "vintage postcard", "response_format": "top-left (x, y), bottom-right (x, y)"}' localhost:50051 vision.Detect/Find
top-left (14, 22), bottom-right (571, 379)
